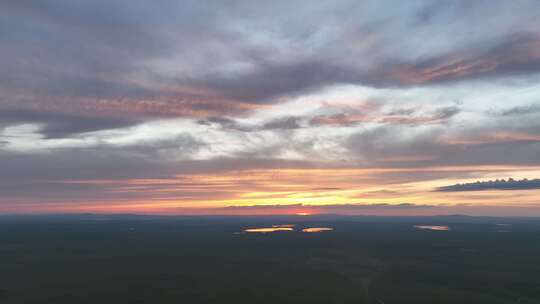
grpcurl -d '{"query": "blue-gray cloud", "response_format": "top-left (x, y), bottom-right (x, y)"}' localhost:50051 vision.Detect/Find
top-left (0, 109), bottom-right (139, 138)
top-left (2, 0), bottom-right (540, 118)
top-left (436, 178), bottom-right (540, 192)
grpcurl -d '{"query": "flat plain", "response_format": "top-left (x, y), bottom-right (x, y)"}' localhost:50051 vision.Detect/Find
top-left (1, 215), bottom-right (539, 304)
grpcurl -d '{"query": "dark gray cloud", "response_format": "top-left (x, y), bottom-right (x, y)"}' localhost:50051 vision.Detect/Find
top-left (0, 109), bottom-right (139, 138)
top-left (346, 124), bottom-right (540, 168)
top-left (490, 104), bottom-right (540, 116)
top-left (309, 105), bottom-right (461, 127)
top-left (436, 178), bottom-right (540, 192)
top-left (184, 59), bottom-right (362, 103)
top-left (1, 0), bottom-right (540, 122)
top-left (198, 116), bottom-right (304, 132)
top-left (197, 117), bottom-right (249, 131)
top-left (0, 134), bottom-right (203, 204)
top-left (261, 116), bottom-right (304, 130)
top-left (187, 31), bottom-right (540, 103)
top-left (396, 33), bottom-right (540, 85)
top-left (0, 149), bottom-right (171, 182)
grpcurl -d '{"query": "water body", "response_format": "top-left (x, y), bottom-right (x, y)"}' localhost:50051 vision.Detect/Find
top-left (414, 225), bottom-right (450, 231)
top-left (242, 225), bottom-right (334, 233)
top-left (302, 228), bottom-right (334, 233)
top-left (243, 226), bottom-right (294, 233)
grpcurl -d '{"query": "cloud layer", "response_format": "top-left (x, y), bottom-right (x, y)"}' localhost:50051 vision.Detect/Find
top-left (1, 1), bottom-right (540, 215)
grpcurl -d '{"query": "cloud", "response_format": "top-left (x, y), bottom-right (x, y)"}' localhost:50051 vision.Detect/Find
top-left (490, 104), bottom-right (540, 117)
top-left (345, 121), bottom-right (540, 168)
top-left (0, 109), bottom-right (139, 138)
top-left (436, 178), bottom-right (540, 192)
top-left (261, 116), bottom-right (304, 130)
top-left (2, 0), bottom-right (540, 123)
top-left (197, 116), bottom-right (305, 132)
top-left (310, 105), bottom-right (461, 127)
top-left (392, 33), bottom-right (540, 85)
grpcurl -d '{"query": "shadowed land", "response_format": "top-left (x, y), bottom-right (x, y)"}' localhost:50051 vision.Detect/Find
top-left (0, 214), bottom-right (539, 303)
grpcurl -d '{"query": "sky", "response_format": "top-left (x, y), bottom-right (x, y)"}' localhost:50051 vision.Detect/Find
top-left (1, 0), bottom-right (540, 216)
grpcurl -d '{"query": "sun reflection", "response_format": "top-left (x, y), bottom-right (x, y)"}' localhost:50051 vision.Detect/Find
top-left (296, 212), bottom-right (311, 216)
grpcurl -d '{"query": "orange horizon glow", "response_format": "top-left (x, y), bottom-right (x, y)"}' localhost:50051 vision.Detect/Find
top-left (2, 167), bottom-right (540, 216)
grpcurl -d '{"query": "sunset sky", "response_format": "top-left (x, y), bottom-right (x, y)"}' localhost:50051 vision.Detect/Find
top-left (1, 1), bottom-right (540, 216)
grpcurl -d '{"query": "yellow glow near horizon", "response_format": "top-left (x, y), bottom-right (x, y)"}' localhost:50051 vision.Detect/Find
top-left (12, 166), bottom-right (540, 216)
